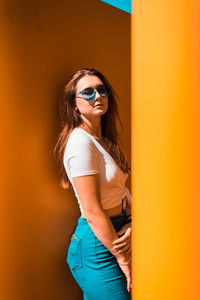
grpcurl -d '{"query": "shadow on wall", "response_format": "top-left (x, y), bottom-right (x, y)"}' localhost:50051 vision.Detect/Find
top-left (0, 0), bottom-right (131, 299)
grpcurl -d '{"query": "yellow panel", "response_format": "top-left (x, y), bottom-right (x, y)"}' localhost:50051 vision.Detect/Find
top-left (132, 0), bottom-right (200, 299)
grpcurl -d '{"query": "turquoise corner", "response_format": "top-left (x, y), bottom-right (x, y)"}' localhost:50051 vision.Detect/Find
top-left (101, 0), bottom-right (132, 14)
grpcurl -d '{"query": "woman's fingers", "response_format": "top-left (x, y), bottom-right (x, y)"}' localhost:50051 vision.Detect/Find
top-left (116, 223), bottom-right (131, 236)
top-left (113, 237), bottom-right (128, 247)
top-left (114, 226), bottom-right (131, 242)
top-left (113, 234), bottom-right (131, 250)
top-left (113, 230), bottom-right (131, 246)
top-left (117, 242), bottom-right (131, 253)
top-left (126, 246), bottom-right (132, 255)
top-left (117, 261), bottom-right (132, 293)
top-left (117, 243), bottom-right (131, 253)
top-left (112, 226), bottom-right (132, 253)
top-left (113, 238), bottom-right (130, 249)
top-left (127, 277), bottom-right (132, 293)
top-left (128, 275), bottom-right (132, 293)
top-left (113, 242), bottom-right (131, 252)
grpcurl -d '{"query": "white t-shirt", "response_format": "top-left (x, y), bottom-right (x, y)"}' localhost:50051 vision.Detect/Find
top-left (63, 128), bottom-right (132, 214)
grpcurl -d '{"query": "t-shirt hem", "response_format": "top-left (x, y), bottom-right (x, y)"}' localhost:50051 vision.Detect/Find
top-left (71, 170), bottom-right (99, 177)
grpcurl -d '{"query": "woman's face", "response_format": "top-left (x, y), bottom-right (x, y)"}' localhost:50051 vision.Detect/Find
top-left (75, 75), bottom-right (108, 118)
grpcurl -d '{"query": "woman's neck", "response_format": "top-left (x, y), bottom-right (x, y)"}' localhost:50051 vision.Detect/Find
top-left (80, 119), bottom-right (102, 138)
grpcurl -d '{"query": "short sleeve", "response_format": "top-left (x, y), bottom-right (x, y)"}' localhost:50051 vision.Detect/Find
top-left (64, 131), bottom-right (99, 177)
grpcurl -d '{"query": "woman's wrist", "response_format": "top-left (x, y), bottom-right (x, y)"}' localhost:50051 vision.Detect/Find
top-left (115, 251), bottom-right (130, 264)
top-left (116, 255), bottom-right (131, 266)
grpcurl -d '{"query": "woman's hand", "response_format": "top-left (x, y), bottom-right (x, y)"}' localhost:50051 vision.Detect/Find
top-left (117, 257), bottom-right (132, 292)
top-left (112, 223), bottom-right (132, 255)
top-left (113, 223), bottom-right (132, 292)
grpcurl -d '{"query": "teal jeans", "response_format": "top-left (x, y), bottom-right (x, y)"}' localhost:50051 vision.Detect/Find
top-left (66, 208), bottom-right (132, 300)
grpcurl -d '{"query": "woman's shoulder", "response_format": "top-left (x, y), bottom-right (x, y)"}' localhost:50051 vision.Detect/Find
top-left (67, 127), bottom-right (92, 144)
top-left (65, 128), bottom-right (95, 153)
top-left (64, 128), bottom-right (98, 165)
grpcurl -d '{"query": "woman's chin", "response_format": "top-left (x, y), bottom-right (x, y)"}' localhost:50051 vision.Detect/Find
top-left (94, 106), bottom-right (108, 114)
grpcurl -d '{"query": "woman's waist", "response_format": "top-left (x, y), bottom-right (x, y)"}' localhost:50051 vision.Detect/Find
top-left (80, 195), bottom-right (127, 218)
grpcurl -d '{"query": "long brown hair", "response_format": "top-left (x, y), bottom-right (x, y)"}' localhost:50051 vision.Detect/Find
top-left (53, 68), bottom-right (131, 189)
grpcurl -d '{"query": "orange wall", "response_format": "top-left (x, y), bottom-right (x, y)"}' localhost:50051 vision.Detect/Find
top-left (132, 1), bottom-right (200, 299)
top-left (0, 1), bottom-right (131, 299)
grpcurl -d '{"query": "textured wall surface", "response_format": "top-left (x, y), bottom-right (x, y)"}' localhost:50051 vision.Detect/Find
top-left (0, 1), bottom-right (131, 299)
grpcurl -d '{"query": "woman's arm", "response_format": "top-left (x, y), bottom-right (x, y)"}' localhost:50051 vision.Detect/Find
top-left (72, 173), bottom-right (129, 263)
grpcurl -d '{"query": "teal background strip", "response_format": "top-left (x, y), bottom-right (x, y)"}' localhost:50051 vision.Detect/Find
top-left (101, 0), bottom-right (132, 14)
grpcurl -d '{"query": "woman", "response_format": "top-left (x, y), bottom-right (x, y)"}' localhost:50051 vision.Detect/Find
top-left (54, 68), bottom-right (132, 299)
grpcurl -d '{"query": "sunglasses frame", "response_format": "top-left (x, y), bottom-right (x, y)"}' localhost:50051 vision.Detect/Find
top-left (75, 84), bottom-right (111, 101)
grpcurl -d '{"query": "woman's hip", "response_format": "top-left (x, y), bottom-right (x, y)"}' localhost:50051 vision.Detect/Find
top-left (67, 212), bottom-right (129, 269)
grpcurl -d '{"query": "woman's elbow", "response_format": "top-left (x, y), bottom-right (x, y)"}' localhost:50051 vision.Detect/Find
top-left (83, 206), bottom-right (105, 223)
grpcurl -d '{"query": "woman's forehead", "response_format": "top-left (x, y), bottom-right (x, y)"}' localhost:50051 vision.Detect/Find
top-left (76, 75), bottom-right (103, 90)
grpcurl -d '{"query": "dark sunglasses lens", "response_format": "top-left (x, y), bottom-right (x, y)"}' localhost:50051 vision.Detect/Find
top-left (81, 88), bottom-right (94, 99)
top-left (97, 86), bottom-right (110, 97)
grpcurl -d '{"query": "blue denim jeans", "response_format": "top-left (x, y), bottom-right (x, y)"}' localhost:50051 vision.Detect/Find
top-left (66, 208), bottom-right (132, 300)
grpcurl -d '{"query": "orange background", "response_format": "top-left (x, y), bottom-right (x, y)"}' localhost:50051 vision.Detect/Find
top-left (2, 0), bottom-right (200, 299)
top-left (0, 1), bottom-right (131, 299)
top-left (132, 1), bottom-right (200, 299)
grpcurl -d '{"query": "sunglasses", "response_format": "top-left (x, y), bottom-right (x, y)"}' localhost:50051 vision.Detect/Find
top-left (75, 84), bottom-right (111, 101)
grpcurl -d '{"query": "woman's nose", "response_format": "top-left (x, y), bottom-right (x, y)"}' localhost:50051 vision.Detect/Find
top-left (95, 90), bottom-right (101, 100)
top-left (92, 90), bottom-right (101, 105)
